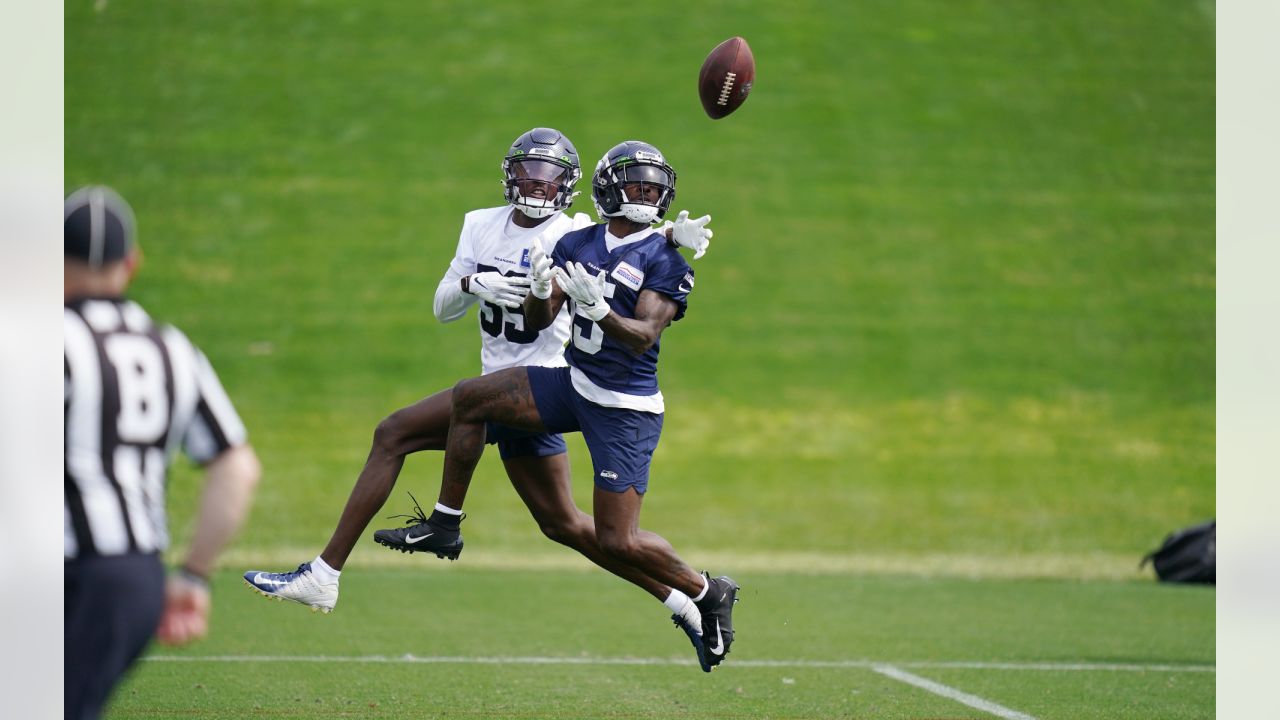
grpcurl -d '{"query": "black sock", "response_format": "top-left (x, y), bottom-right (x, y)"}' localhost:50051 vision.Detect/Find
top-left (429, 509), bottom-right (463, 530)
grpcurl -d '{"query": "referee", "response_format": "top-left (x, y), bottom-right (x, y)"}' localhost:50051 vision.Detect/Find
top-left (64, 186), bottom-right (261, 720)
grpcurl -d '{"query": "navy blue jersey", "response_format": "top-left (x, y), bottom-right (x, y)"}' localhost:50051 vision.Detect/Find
top-left (551, 224), bottom-right (694, 395)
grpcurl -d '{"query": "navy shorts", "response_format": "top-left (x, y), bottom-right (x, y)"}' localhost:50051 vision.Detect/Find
top-left (526, 365), bottom-right (663, 494)
top-left (485, 422), bottom-right (566, 460)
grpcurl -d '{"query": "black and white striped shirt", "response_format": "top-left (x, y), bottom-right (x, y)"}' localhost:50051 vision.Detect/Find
top-left (64, 297), bottom-right (247, 560)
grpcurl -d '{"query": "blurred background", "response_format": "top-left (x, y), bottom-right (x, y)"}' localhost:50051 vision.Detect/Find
top-left (62, 1), bottom-right (1214, 579)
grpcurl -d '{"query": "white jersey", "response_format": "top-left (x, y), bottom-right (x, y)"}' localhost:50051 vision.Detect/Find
top-left (434, 206), bottom-right (595, 375)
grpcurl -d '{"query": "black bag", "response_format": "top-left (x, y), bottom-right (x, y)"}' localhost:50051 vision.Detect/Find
top-left (1140, 519), bottom-right (1215, 584)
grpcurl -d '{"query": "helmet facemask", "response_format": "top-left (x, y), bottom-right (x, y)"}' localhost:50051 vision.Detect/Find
top-left (503, 155), bottom-right (581, 219)
top-left (592, 145), bottom-right (677, 225)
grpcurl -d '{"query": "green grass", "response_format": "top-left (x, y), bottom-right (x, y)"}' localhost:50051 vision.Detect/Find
top-left (65, 0), bottom-right (1214, 566)
top-left (67, 0), bottom-right (1214, 716)
top-left (106, 569), bottom-right (1214, 719)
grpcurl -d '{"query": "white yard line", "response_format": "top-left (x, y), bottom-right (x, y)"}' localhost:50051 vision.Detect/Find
top-left (218, 546), bottom-right (1148, 580)
top-left (873, 664), bottom-right (1039, 720)
top-left (144, 653), bottom-right (1215, 673)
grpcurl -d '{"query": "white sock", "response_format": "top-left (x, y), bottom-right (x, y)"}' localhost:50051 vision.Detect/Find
top-left (664, 589), bottom-right (702, 633)
top-left (434, 503), bottom-right (463, 516)
top-left (310, 556), bottom-right (340, 584)
top-left (663, 588), bottom-right (691, 613)
top-left (691, 574), bottom-right (710, 603)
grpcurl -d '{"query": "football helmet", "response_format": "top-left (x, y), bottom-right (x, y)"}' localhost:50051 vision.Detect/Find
top-left (501, 128), bottom-right (581, 219)
top-left (591, 141), bottom-right (677, 225)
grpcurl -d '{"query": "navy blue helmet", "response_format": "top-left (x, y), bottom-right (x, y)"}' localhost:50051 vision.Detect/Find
top-left (591, 141), bottom-right (677, 225)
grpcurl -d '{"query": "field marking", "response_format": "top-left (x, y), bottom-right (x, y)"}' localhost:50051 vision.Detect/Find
top-left (144, 654), bottom-right (1214, 673)
top-left (873, 664), bottom-right (1038, 720)
top-left (217, 545), bottom-right (1151, 580)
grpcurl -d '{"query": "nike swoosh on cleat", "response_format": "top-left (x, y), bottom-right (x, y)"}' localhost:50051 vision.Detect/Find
top-left (405, 533), bottom-right (434, 544)
top-left (253, 574), bottom-right (289, 587)
top-left (707, 619), bottom-right (725, 655)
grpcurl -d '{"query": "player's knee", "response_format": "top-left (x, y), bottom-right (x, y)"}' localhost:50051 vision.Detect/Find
top-left (455, 376), bottom-right (512, 424)
top-left (372, 413), bottom-right (406, 454)
top-left (450, 378), bottom-right (486, 422)
top-left (539, 516), bottom-right (588, 548)
top-left (538, 519), bottom-right (571, 546)
top-left (597, 532), bottom-right (639, 562)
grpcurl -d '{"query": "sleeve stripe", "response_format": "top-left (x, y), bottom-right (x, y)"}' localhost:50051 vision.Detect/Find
top-left (193, 349), bottom-right (247, 448)
top-left (160, 326), bottom-right (201, 459)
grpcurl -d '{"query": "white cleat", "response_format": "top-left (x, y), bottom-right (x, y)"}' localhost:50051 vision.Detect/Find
top-left (242, 562), bottom-right (338, 613)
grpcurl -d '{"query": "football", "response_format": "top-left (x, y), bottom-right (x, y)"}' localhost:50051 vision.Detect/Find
top-left (698, 36), bottom-right (755, 119)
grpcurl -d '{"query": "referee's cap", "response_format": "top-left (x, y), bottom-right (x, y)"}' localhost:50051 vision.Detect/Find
top-left (64, 185), bottom-right (137, 268)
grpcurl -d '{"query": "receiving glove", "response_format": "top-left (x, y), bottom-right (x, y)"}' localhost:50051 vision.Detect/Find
top-left (528, 238), bottom-right (554, 300)
top-left (663, 210), bottom-right (713, 260)
top-left (465, 271), bottom-right (531, 309)
top-left (553, 262), bottom-right (610, 322)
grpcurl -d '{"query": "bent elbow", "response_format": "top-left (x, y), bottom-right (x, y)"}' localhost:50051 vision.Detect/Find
top-left (627, 335), bottom-right (658, 356)
top-left (233, 444), bottom-right (263, 490)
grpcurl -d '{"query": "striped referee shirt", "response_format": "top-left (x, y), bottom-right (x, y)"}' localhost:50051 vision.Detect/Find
top-left (64, 296), bottom-right (247, 560)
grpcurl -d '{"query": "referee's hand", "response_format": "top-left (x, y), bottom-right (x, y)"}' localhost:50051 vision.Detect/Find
top-left (156, 574), bottom-right (211, 646)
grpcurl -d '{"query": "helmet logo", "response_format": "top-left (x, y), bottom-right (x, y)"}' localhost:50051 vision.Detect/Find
top-left (633, 150), bottom-right (664, 163)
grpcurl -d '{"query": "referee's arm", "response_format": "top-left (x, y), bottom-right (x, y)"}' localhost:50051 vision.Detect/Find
top-left (183, 443), bottom-right (261, 579)
top-left (157, 443), bottom-right (260, 646)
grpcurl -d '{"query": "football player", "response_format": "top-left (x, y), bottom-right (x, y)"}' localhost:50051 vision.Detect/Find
top-left (243, 129), bottom-right (715, 663)
top-left (398, 140), bottom-right (739, 671)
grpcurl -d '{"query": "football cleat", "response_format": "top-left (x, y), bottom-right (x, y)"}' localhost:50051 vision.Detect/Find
top-left (695, 573), bottom-right (740, 669)
top-left (372, 492), bottom-right (464, 560)
top-left (242, 562), bottom-right (338, 613)
top-left (672, 613), bottom-right (712, 672)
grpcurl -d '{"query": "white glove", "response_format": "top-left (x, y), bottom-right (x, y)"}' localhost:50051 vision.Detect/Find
top-left (528, 238), bottom-right (554, 300)
top-left (664, 210), bottom-right (713, 260)
top-left (466, 271), bottom-right (530, 309)
top-left (553, 262), bottom-right (610, 321)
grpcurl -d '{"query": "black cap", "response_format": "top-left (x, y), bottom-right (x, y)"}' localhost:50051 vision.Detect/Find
top-left (65, 185), bottom-right (136, 267)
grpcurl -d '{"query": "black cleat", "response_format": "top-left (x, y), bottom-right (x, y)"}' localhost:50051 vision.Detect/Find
top-left (672, 613), bottom-right (712, 672)
top-left (372, 492), bottom-right (464, 560)
top-left (695, 573), bottom-right (740, 670)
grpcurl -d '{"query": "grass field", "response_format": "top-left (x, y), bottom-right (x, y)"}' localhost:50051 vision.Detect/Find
top-left (66, 0), bottom-right (1214, 717)
top-left (109, 568), bottom-right (1214, 719)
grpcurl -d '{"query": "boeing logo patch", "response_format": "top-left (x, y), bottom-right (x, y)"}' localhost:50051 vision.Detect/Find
top-left (611, 262), bottom-right (644, 291)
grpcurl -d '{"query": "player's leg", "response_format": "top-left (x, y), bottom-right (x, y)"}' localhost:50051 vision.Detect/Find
top-left (592, 485), bottom-right (737, 671)
top-left (582, 402), bottom-right (739, 671)
top-left (371, 368), bottom-right (548, 559)
top-left (591, 486), bottom-right (706, 596)
top-left (440, 367), bottom-right (548, 486)
top-left (498, 387), bottom-right (709, 667)
top-left (503, 452), bottom-right (670, 600)
top-left (321, 388), bottom-right (453, 567)
top-left (244, 388), bottom-right (452, 610)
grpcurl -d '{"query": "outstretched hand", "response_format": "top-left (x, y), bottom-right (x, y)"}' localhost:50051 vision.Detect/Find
top-left (665, 210), bottom-right (713, 260)
top-left (553, 262), bottom-right (610, 321)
